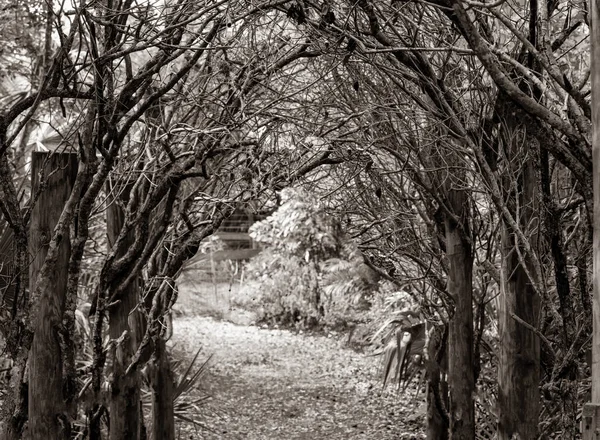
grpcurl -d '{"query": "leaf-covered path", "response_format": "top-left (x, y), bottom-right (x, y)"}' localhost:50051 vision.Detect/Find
top-left (171, 316), bottom-right (425, 439)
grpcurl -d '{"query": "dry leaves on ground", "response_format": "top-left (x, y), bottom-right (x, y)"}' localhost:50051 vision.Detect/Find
top-left (170, 317), bottom-right (426, 440)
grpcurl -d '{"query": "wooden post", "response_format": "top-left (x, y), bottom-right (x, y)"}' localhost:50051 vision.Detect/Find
top-left (28, 151), bottom-right (78, 439)
top-left (588, 0), bottom-right (600, 436)
top-left (583, 403), bottom-right (600, 440)
top-left (106, 180), bottom-right (143, 440)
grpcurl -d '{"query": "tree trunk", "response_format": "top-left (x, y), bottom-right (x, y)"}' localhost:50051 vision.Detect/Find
top-left (151, 337), bottom-right (175, 440)
top-left (107, 182), bottom-right (142, 440)
top-left (498, 144), bottom-right (540, 439)
top-left (426, 324), bottom-right (449, 440)
top-left (444, 189), bottom-right (475, 439)
top-left (591, 0), bottom-right (600, 412)
top-left (28, 152), bottom-right (78, 439)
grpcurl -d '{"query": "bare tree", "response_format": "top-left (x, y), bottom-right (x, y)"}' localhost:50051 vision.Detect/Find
top-left (292, 0), bottom-right (590, 436)
top-left (0, 1), bottom-right (342, 438)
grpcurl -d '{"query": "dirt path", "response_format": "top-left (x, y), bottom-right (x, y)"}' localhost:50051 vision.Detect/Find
top-left (171, 316), bottom-right (425, 440)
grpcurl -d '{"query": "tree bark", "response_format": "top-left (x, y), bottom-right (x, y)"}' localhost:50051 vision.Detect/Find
top-left (151, 337), bottom-right (175, 440)
top-left (426, 324), bottom-right (449, 440)
top-left (444, 189), bottom-right (475, 439)
top-left (0, 153), bottom-right (30, 440)
top-left (107, 182), bottom-right (143, 440)
top-left (28, 152), bottom-right (78, 439)
top-left (591, 0), bottom-right (600, 410)
top-left (497, 139), bottom-right (541, 439)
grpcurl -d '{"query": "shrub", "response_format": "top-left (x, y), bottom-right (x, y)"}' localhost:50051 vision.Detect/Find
top-left (244, 249), bottom-right (320, 326)
top-left (244, 188), bottom-right (379, 328)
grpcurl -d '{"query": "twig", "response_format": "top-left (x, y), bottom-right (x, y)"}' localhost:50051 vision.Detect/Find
top-left (510, 312), bottom-right (556, 359)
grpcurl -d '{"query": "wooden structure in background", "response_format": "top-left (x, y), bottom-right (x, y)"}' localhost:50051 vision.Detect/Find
top-left (184, 208), bottom-right (267, 281)
top-left (28, 151), bottom-right (78, 438)
top-left (216, 208), bottom-right (266, 249)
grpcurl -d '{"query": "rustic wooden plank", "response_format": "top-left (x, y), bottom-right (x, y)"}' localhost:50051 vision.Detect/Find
top-left (215, 231), bottom-right (254, 241)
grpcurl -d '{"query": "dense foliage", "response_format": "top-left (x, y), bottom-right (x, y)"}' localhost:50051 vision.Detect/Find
top-left (245, 188), bottom-right (378, 327)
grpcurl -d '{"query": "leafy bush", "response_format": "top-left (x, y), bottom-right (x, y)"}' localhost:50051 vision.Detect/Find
top-left (244, 249), bottom-right (321, 326)
top-left (244, 188), bottom-right (379, 328)
top-left (368, 289), bottom-right (423, 387)
top-left (249, 188), bottom-right (342, 259)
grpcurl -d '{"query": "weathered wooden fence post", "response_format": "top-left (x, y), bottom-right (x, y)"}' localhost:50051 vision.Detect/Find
top-left (584, 0), bottom-right (600, 437)
top-left (106, 179), bottom-right (143, 440)
top-left (28, 151), bottom-right (78, 439)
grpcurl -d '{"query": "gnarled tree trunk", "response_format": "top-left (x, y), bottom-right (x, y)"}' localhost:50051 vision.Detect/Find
top-left (28, 152), bottom-right (78, 439)
top-left (107, 182), bottom-right (143, 440)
